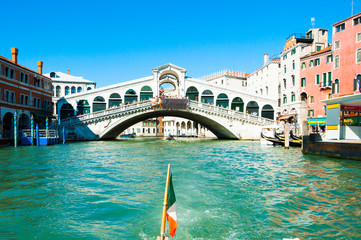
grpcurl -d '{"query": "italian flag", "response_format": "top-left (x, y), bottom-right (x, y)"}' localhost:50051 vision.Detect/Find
top-left (166, 174), bottom-right (177, 237)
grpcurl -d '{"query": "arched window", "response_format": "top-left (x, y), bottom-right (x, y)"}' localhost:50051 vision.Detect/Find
top-left (87, 87), bottom-right (92, 91)
top-left (77, 87), bottom-right (82, 93)
top-left (335, 55), bottom-right (340, 68)
top-left (56, 86), bottom-right (61, 97)
top-left (283, 95), bottom-right (287, 104)
top-left (283, 79), bottom-right (287, 89)
top-left (109, 93), bottom-right (122, 107)
top-left (201, 90), bottom-right (214, 104)
top-left (65, 86), bottom-right (69, 96)
top-left (50, 72), bottom-right (56, 78)
top-left (292, 75), bottom-right (295, 86)
top-left (71, 86), bottom-right (76, 94)
top-left (186, 86), bottom-right (199, 101)
top-left (354, 75), bottom-right (361, 91)
top-left (291, 92), bottom-right (296, 102)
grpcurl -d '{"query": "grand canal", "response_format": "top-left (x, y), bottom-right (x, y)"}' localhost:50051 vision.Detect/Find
top-left (1, 139), bottom-right (361, 239)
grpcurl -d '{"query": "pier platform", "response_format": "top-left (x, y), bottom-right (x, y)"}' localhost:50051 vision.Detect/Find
top-left (302, 134), bottom-right (361, 160)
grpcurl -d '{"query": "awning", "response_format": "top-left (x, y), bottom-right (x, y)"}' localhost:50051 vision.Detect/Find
top-left (308, 117), bottom-right (326, 126)
top-left (277, 114), bottom-right (296, 121)
top-left (31, 111), bottom-right (56, 119)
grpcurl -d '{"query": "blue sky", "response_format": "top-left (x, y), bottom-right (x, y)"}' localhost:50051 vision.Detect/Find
top-left (1, 0), bottom-right (358, 87)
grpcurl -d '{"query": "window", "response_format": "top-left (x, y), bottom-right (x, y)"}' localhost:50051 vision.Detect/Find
top-left (77, 87), bottom-right (82, 93)
top-left (309, 60), bottom-right (314, 67)
top-left (284, 65), bottom-right (286, 73)
top-left (283, 79), bottom-right (286, 89)
top-left (310, 96), bottom-right (314, 103)
top-left (20, 73), bottom-right (28, 83)
top-left (333, 79), bottom-right (340, 94)
top-left (301, 62), bottom-right (306, 69)
top-left (357, 33), bottom-right (361, 42)
top-left (283, 95), bottom-right (287, 104)
top-left (283, 54), bottom-right (287, 60)
top-left (10, 69), bottom-right (15, 79)
top-left (65, 86), bottom-right (69, 95)
top-left (301, 78), bottom-right (306, 87)
top-left (4, 67), bottom-right (9, 77)
top-left (308, 110), bottom-right (314, 117)
top-left (322, 73), bottom-right (327, 87)
top-left (326, 54), bottom-right (333, 63)
top-left (354, 16), bottom-right (361, 26)
top-left (266, 86), bottom-right (268, 95)
top-left (314, 58), bottom-right (320, 66)
top-left (5, 90), bottom-right (16, 103)
top-left (71, 86), bottom-right (76, 94)
top-left (357, 49), bottom-right (361, 63)
top-left (56, 86), bottom-right (61, 97)
top-left (0, 64), bottom-right (2, 75)
top-left (335, 55), bottom-right (340, 68)
top-left (20, 94), bottom-right (28, 105)
top-left (335, 23), bottom-right (345, 32)
top-left (327, 93), bottom-right (332, 99)
top-left (292, 75), bottom-right (295, 86)
top-left (292, 61), bottom-right (295, 70)
top-left (354, 75), bottom-right (361, 91)
top-left (316, 74), bottom-right (320, 85)
top-left (335, 40), bottom-right (340, 49)
top-left (291, 93), bottom-right (296, 102)
top-left (278, 85), bottom-right (281, 94)
top-left (328, 72), bottom-right (332, 86)
top-left (317, 46), bottom-right (321, 51)
top-left (291, 49), bottom-right (296, 55)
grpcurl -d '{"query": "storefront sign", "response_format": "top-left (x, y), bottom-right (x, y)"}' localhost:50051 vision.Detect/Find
top-left (341, 106), bottom-right (361, 111)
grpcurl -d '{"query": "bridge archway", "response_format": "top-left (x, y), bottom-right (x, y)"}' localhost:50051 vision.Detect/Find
top-left (124, 89), bottom-right (138, 104)
top-left (201, 90), bottom-right (214, 104)
top-left (261, 104), bottom-right (274, 120)
top-left (99, 109), bottom-right (238, 140)
top-left (93, 96), bottom-right (106, 112)
top-left (109, 93), bottom-right (122, 107)
top-left (216, 93), bottom-right (229, 108)
top-left (140, 86), bottom-right (153, 100)
top-left (231, 97), bottom-right (244, 112)
top-left (186, 86), bottom-right (199, 101)
top-left (246, 101), bottom-right (259, 116)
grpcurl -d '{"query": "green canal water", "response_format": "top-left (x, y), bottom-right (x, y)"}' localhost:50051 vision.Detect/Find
top-left (1, 139), bottom-right (361, 239)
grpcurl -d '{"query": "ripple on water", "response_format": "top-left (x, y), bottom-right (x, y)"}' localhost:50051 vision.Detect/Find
top-left (1, 140), bottom-right (361, 239)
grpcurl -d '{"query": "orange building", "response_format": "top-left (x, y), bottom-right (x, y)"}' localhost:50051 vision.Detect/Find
top-left (332, 12), bottom-right (361, 97)
top-left (0, 48), bottom-right (53, 139)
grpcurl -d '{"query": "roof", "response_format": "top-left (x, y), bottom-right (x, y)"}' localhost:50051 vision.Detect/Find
top-left (301, 46), bottom-right (332, 60)
top-left (0, 55), bottom-right (51, 80)
top-left (332, 12), bottom-right (361, 26)
top-left (44, 72), bottom-right (95, 83)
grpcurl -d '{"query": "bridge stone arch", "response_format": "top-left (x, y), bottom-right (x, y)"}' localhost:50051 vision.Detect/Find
top-left (216, 93), bottom-right (229, 108)
top-left (99, 109), bottom-right (238, 140)
top-left (109, 93), bottom-right (122, 107)
top-left (140, 86), bottom-right (153, 101)
top-left (201, 90), bottom-right (214, 104)
top-left (246, 101), bottom-right (259, 116)
top-left (124, 89), bottom-right (138, 104)
top-left (93, 96), bottom-right (106, 112)
top-left (186, 86), bottom-right (199, 101)
top-left (153, 64), bottom-right (187, 98)
top-left (231, 97), bottom-right (244, 112)
top-left (261, 104), bottom-right (274, 120)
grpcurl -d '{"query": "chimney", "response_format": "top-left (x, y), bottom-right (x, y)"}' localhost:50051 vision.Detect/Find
top-left (68, 70), bottom-right (70, 75)
top-left (37, 61), bottom-right (43, 75)
top-left (11, 48), bottom-right (19, 64)
top-left (264, 54), bottom-right (269, 65)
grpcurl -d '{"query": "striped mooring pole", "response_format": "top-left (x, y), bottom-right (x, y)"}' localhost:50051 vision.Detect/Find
top-left (31, 115), bottom-right (34, 146)
top-left (46, 117), bottom-right (49, 139)
top-left (14, 112), bottom-right (17, 147)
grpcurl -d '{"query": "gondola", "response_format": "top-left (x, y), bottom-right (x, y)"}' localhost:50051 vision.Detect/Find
top-left (261, 132), bottom-right (301, 147)
top-left (290, 130), bottom-right (302, 141)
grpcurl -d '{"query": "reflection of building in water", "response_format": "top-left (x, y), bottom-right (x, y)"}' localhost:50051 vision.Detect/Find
top-left (121, 117), bottom-right (215, 138)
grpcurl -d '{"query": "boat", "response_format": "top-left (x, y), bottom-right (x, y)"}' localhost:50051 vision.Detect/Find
top-left (166, 134), bottom-right (175, 140)
top-left (119, 133), bottom-right (136, 138)
top-left (290, 130), bottom-right (302, 141)
top-left (261, 132), bottom-right (302, 147)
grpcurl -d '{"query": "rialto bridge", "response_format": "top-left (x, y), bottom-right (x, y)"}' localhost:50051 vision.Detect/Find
top-left (57, 63), bottom-right (279, 140)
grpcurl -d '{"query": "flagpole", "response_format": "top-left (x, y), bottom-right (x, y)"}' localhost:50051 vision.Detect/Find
top-left (159, 164), bottom-right (171, 240)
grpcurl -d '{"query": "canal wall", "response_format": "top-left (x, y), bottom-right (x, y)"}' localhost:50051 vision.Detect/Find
top-left (302, 134), bottom-right (361, 160)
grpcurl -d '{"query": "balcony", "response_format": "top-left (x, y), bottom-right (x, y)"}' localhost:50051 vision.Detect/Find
top-left (319, 82), bottom-right (332, 90)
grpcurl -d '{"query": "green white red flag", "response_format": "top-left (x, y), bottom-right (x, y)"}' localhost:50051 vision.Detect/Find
top-left (166, 174), bottom-right (177, 237)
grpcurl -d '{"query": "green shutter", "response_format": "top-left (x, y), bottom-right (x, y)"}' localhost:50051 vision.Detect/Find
top-left (316, 75), bottom-right (320, 85)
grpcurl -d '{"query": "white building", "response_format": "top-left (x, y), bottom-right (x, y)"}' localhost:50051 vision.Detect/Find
top-left (278, 28), bottom-right (329, 134)
top-left (200, 70), bottom-right (247, 92)
top-left (247, 54), bottom-right (281, 101)
top-left (44, 71), bottom-right (96, 115)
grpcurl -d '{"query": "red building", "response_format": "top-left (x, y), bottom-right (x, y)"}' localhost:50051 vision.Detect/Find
top-left (332, 12), bottom-right (361, 97)
top-left (0, 48), bottom-right (53, 139)
top-left (300, 47), bottom-right (333, 130)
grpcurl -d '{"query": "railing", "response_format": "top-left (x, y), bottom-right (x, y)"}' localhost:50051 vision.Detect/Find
top-left (60, 99), bottom-right (278, 127)
top-left (22, 129), bottom-right (59, 138)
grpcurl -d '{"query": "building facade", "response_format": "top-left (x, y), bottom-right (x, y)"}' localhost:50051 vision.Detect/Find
top-left (332, 12), bottom-right (361, 97)
top-left (0, 48), bottom-right (53, 138)
top-left (44, 71), bottom-right (96, 115)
